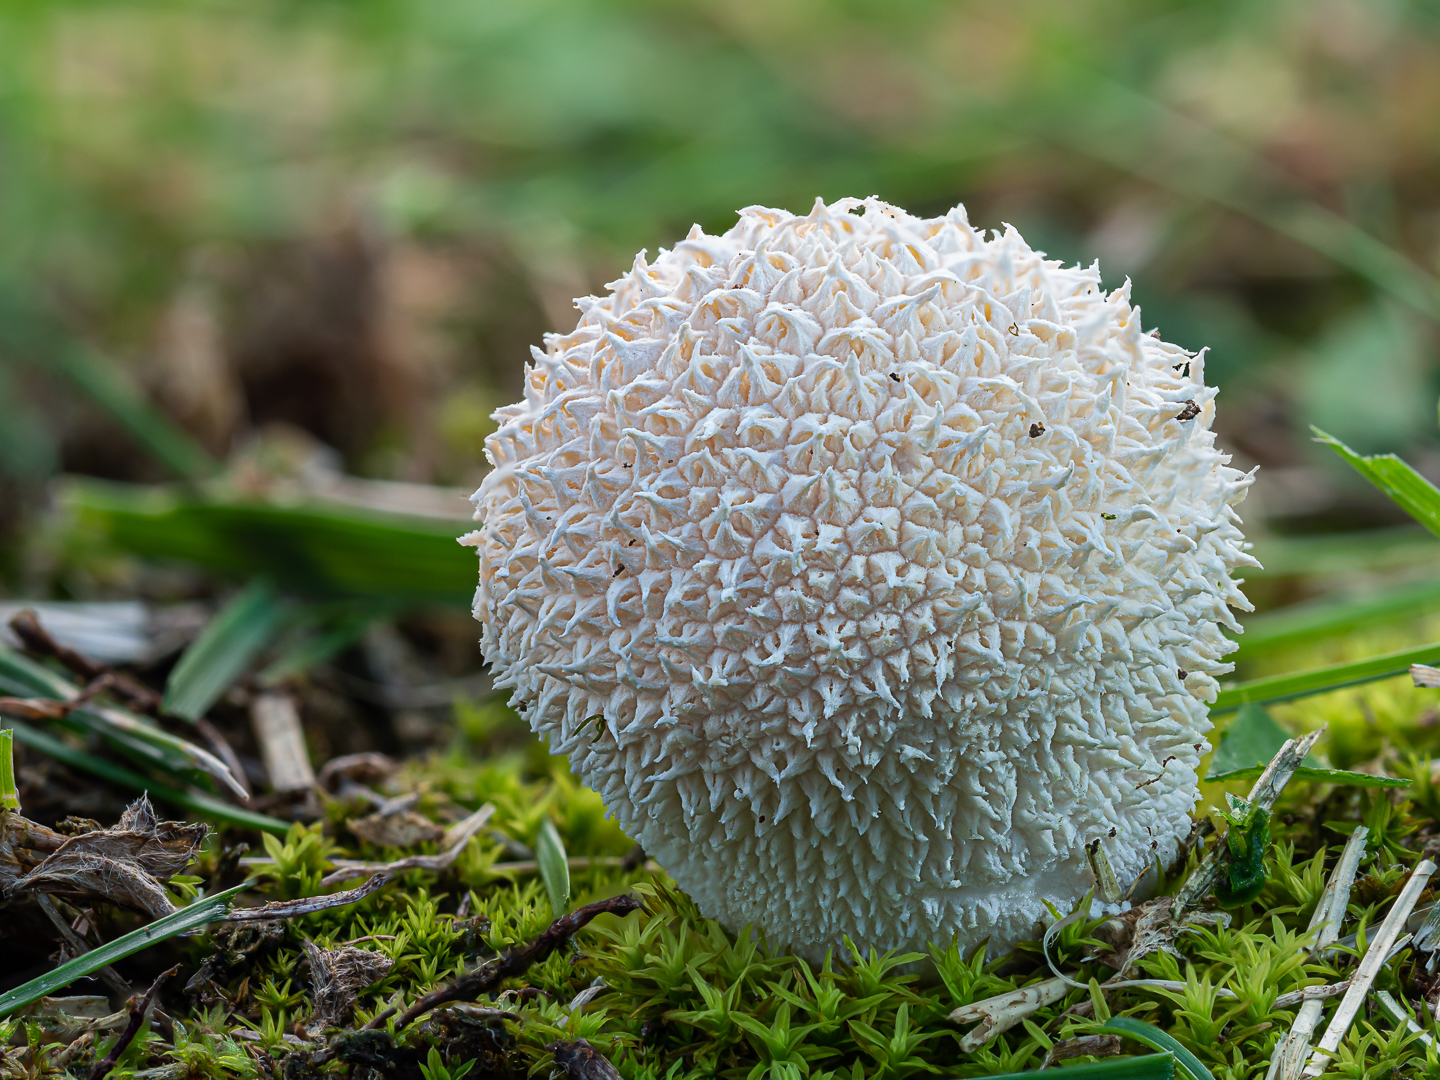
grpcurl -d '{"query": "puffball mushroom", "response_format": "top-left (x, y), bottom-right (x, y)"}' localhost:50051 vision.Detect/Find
top-left (464, 197), bottom-right (1255, 958)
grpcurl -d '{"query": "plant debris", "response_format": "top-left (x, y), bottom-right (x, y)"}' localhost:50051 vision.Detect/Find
top-left (301, 940), bottom-right (393, 1035)
top-left (6, 795), bottom-right (205, 918)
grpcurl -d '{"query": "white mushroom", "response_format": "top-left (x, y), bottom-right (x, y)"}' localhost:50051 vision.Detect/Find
top-left (463, 197), bottom-right (1255, 959)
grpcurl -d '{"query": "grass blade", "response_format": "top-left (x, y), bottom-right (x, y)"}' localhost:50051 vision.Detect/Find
top-left (1206, 703), bottom-right (1409, 788)
top-left (1235, 577), bottom-right (1440, 660)
top-left (5, 721), bottom-right (287, 834)
top-left (979, 1055), bottom-right (1175, 1079)
top-left (1094, 1018), bottom-right (1213, 1080)
top-left (64, 478), bottom-right (475, 608)
top-left (0, 728), bottom-right (17, 811)
top-left (0, 883), bottom-right (246, 1017)
top-left (1313, 427), bottom-right (1440, 539)
top-left (1055, 79), bottom-right (1440, 327)
top-left (1212, 640), bottom-right (1440, 716)
top-left (258, 607), bottom-right (384, 686)
top-left (1244, 526), bottom-right (1440, 581)
top-left (536, 817), bottom-right (571, 917)
top-left (0, 291), bottom-right (218, 482)
top-left (164, 579), bottom-right (287, 721)
top-left (47, 343), bottom-right (218, 482)
top-left (0, 645), bottom-right (246, 796)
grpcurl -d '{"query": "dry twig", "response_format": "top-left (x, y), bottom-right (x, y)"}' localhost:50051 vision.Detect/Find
top-left (1267, 825), bottom-right (1370, 1080)
top-left (89, 965), bottom-right (178, 1080)
top-left (949, 977), bottom-right (1069, 1051)
top-left (318, 803), bottom-right (495, 887)
top-left (1303, 858), bottom-right (1437, 1077)
top-left (369, 894), bottom-right (641, 1030)
top-left (33, 894), bottom-right (131, 999)
top-left (224, 871), bottom-right (388, 922)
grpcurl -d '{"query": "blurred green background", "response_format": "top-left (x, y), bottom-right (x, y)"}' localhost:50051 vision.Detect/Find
top-left (4, 0), bottom-right (1440, 599)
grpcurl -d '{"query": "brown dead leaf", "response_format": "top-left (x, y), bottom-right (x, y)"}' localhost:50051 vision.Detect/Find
top-left (318, 753), bottom-right (397, 794)
top-left (8, 795), bottom-right (207, 919)
top-left (303, 940), bottom-right (393, 1035)
top-left (0, 812), bottom-right (68, 890)
top-left (549, 1039), bottom-right (623, 1080)
top-left (1090, 896), bottom-right (1228, 976)
top-left (348, 809), bottom-right (444, 849)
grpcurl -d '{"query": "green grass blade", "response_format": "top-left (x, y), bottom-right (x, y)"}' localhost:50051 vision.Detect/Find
top-left (536, 817), bottom-right (571, 917)
top-left (258, 607), bottom-right (383, 687)
top-left (1055, 79), bottom-right (1440, 328)
top-left (5, 722), bottom-right (288, 834)
top-left (1244, 526), bottom-right (1440, 581)
top-left (163, 579), bottom-right (286, 721)
top-left (1094, 1018), bottom-right (1212, 1080)
top-left (1235, 577), bottom-right (1440, 660)
top-left (63, 478), bottom-right (475, 608)
top-left (977, 1054), bottom-right (1175, 1079)
top-left (1313, 427), bottom-right (1440, 539)
top-left (1212, 640), bottom-right (1440, 716)
top-left (0, 291), bottom-right (217, 482)
top-left (0, 882), bottom-right (247, 1016)
top-left (0, 645), bottom-right (246, 796)
top-left (48, 343), bottom-right (217, 481)
top-left (0, 728), bottom-right (17, 811)
top-left (1206, 703), bottom-right (1409, 788)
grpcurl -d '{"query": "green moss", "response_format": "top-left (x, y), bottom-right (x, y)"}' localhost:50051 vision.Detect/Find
top-left (11, 680), bottom-right (1440, 1080)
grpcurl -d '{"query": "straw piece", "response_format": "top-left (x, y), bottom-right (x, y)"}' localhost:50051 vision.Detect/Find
top-left (1312, 827), bottom-right (1370, 954)
top-left (1175, 728), bottom-right (1325, 918)
top-left (1302, 858), bottom-right (1437, 1077)
top-left (1375, 990), bottom-right (1434, 1047)
top-left (250, 691), bottom-right (314, 794)
top-left (1265, 827), bottom-right (1370, 1080)
top-left (949, 977), bottom-right (1069, 1052)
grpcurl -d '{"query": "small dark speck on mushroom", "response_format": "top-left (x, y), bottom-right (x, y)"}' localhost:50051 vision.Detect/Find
top-left (614, 566), bottom-right (623, 576)
top-left (1029, 422), bottom-right (1045, 438)
top-left (889, 372), bottom-right (900, 382)
top-left (758, 815), bottom-right (766, 823)
top-left (1177, 668), bottom-right (1188, 680)
top-left (1107, 826), bottom-right (1116, 838)
top-left (1148, 328), bottom-right (1162, 338)
top-left (629, 539), bottom-right (636, 546)
top-left (1175, 400), bottom-right (1200, 421)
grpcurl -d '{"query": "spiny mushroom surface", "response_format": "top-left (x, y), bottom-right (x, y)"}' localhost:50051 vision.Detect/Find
top-left (464, 197), bottom-right (1254, 958)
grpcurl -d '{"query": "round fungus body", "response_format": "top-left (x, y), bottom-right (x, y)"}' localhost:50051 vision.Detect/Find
top-left (464, 197), bottom-right (1255, 959)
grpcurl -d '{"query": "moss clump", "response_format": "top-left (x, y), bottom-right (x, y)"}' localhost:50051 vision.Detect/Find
top-left (7, 683), bottom-right (1440, 1080)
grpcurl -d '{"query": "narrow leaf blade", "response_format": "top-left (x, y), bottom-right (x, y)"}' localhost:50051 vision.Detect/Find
top-left (1212, 640), bottom-right (1440, 715)
top-left (0, 728), bottom-right (17, 811)
top-left (979, 1054), bottom-right (1176, 1079)
top-left (1094, 1018), bottom-right (1213, 1080)
top-left (0, 644), bottom-right (246, 796)
top-left (1206, 705), bottom-right (1409, 787)
top-left (258, 608), bottom-right (382, 686)
top-left (0, 883), bottom-right (246, 1016)
top-left (535, 817), bottom-right (571, 917)
top-left (64, 479), bottom-right (475, 608)
top-left (1234, 577), bottom-right (1440, 660)
top-left (1313, 427), bottom-right (1440, 539)
top-left (164, 579), bottom-right (286, 721)
top-left (5, 721), bottom-right (288, 834)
